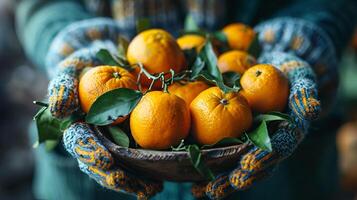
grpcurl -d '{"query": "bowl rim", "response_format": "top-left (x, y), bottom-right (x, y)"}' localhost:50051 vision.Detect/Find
top-left (93, 126), bottom-right (251, 161)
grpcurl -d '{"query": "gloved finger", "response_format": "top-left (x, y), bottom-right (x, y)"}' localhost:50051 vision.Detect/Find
top-left (48, 69), bottom-right (79, 118)
top-left (229, 121), bottom-right (301, 189)
top-left (63, 122), bottom-right (114, 170)
top-left (205, 167), bottom-right (275, 200)
top-left (289, 79), bottom-right (320, 120)
top-left (78, 161), bottom-right (163, 199)
top-left (240, 146), bottom-right (280, 173)
top-left (205, 173), bottom-right (235, 200)
top-left (47, 47), bottom-right (107, 118)
top-left (271, 121), bottom-right (303, 159)
top-left (255, 17), bottom-right (338, 116)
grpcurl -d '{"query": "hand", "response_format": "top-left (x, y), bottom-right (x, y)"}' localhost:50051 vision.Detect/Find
top-left (46, 18), bottom-right (163, 199)
top-left (191, 52), bottom-right (320, 199)
top-left (191, 116), bottom-right (306, 199)
top-left (255, 17), bottom-right (338, 116)
top-left (63, 122), bottom-right (163, 199)
top-left (46, 18), bottom-right (121, 118)
top-left (259, 51), bottom-right (321, 121)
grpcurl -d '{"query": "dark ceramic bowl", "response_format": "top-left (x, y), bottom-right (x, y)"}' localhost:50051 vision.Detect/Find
top-left (94, 126), bottom-right (250, 182)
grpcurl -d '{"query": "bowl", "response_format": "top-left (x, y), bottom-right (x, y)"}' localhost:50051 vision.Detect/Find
top-left (93, 126), bottom-right (251, 182)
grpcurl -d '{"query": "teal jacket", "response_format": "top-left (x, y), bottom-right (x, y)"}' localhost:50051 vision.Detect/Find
top-left (17, 0), bottom-right (357, 199)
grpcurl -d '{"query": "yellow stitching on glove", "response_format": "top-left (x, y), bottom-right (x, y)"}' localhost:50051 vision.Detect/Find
top-left (75, 138), bottom-right (113, 169)
top-left (263, 28), bottom-right (275, 43)
top-left (59, 58), bottom-right (93, 71)
top-left (241, 150), bottom-right (276, 171)
top-left (280, 60), bottom-right (305, 74)
top-left (290, 36), bottom-right (304, 50)
top-left (58, 42), bottom-right (74, 56)
top-left (86, 28), bottom-right (102, 40)
top-left (230, 170), bottom-right (254, 189)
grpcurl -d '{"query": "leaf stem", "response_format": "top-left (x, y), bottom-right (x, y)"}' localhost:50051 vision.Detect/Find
top-left (33, 101), bottom-right (49, 107)
top-left (133, 63), bottom-right (192, 94)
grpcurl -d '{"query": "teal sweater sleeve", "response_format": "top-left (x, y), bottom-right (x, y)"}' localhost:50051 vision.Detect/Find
top-left (16, 0), bottom-right (92, 71)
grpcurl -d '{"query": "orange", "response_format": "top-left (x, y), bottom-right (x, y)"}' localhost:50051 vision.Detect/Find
top-left (79, 66), bottom-right (93, 80)
top-left (190, 87), bottom-right (252, 145)
top-left (168, 81), bottom-right (210, 105)
top-left (222, 23), bottom-right (255, 51)
top-left (337, 122), bottom-right (357, 190)
top-left (130, 91), bottom-right (191, 149)
top-left (177, 34), bottom-right (206, 52)
top-left (127, 29), bottom-right (186, 88)
top-left (79, 65), bottom-right (137, 123)
top-left (217, 50), bottom-right (256, 74)
top-left (240, 64), bottom-right (289, 113)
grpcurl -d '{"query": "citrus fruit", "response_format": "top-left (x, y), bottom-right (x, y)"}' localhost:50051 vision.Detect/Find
top-left (79, 66), bottom-right (93, 80)
top-left (130, 91), bottom-right (191, 149)
top-left (127, 29), bottom-right (186, 88)
top-left (337, 122), bottom-right (357, 190)
top-left (168, 81), bottom-right (210, 105)
top-left (240, 64), bottom-right (289, 113)
top-left (190, 87), bottom-right (252, 145)
top-left (177, 34), bottom-right (206, 52)
top-left (217, 50), bottom-right (256, 74)
top-left (222, 23), bottom-right (255, 51)
top-left (79, 65), bottom-right (137, 123)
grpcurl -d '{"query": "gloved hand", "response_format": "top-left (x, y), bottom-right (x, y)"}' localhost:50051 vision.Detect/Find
top-left (63, 122), bottom-right (163, 199)
top-left (190, 17), bottom-right (338, 199)
top-left (191, 53), bottom-right (317, 199)
top-left (45, 18), bottom-right (163, 199)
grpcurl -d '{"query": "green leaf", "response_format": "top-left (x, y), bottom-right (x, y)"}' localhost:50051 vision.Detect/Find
top-left (191, 41), bottom-right (240, 93)
top-left (201, 137), bottom-right (243, 149)
top-left (96, 49), bottom-right (120, 66)
top-left (197, 71), bottom-right (238, 93)
top-left (108, 126), bottom-right (130, 147)
top-left (255, 112), bottom-right (292, 123)
top-left (247, 35), bottom-right (262, 58)
top-left (184, 15), bottom-right (200, 31)
top-left (86, 88), bottom-right (143, 126)
top-left (186, 145), bottom-right (215, 180)
top-left (96, 49), bottom-right (131, 70)
top-left (199, 41), bottom-right (222, 81)
top-left (33, 107), bottom-right (81, 147)
top-left (45, 140), bottom-right (59, 151)
top-left (136, 18), bottom-right (151, 33)
top-left (34, 107), bottom-right (64, 143)
top-left (183, 48), bottom-right (198, 68)
top-left (117, 36), bottom-right (129, 61)
top-left (59, 112), bottom-right (83, 131)
top-left (190, 56), bottom-right (205, 79)
top-left (222, 71), bottom-right (241, 89)
top-left (247, 121), bottom-right (272, 152)
top-left (212, 31), bottom-right (228, 43)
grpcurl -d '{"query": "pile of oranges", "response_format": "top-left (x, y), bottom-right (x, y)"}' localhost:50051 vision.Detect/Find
top-left (79, 23), bottom-right (290, 150)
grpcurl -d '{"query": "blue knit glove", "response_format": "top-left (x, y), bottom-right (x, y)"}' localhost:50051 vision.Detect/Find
top-left (191, 17), bottom-right (335, 199)
top-left (46, 18), bottom-right (163, 199)
top-left (63, 122), bottom-right (162, 199)
top-left (255, 17), bottom-right (338, 116)
top-left (192, 55), bottom-right (315, 199)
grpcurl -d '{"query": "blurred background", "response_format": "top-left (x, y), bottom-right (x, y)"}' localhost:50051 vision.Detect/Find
top-left (0, 0), bottom-right (357, 199)
top-left (0, 1), bottom-right (47, 199)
